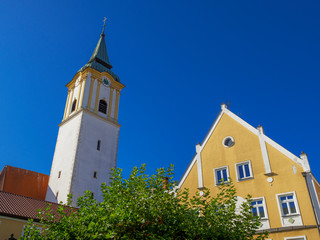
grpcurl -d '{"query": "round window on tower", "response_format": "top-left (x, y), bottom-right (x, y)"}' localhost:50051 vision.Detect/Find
top-left (223, 136), bottom-right (235, 148)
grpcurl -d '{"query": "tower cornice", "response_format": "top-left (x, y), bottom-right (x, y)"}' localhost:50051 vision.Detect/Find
top-left (59, 108), bottom-right (121, 128)
top-left (67, 67), bottom-right (125, 91)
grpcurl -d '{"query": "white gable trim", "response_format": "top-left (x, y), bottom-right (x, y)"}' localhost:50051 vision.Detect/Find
top-left (178, 104), bottom-right (307, 188)
top-left (178, 154), bottom-right (197, 188)
top-left (178, 109), bottom-right (224, 188)
top-left (219, 105), bottom-right (305, 171)
top-left (263, 135), bottom-right (305, 169)
top-left (200, 109), bottom-right (225, 149)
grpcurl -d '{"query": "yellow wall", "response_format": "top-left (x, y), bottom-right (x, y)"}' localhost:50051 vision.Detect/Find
top-left (267, 227), bottom-right (319, 240)
top-left (180, 113), bottom-right (319, 239)
top-left (180, 160), bottom-right (199, 197)
top-left (0, 216), bottom-right (42, 239)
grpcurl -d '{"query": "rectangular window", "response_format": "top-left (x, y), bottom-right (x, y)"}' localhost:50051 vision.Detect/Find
top-left (56, 191), bottom-right (59, 199)
top-left (236, 161), bottom-right (253, 181)
top-left (279, 194), bottom-right (297, 215)
top-left (97, 140), bottom-right (101, 151)
top-left (276, 192), bottom-right (301, 218)
top-left (58, 171), bottom-right (61, 178)
top-left (251, 199), bottom-right (266, 219)
top-left (93, 171), bottom-right (97, 178)
top-left (214, 166), bottom-right (229, 185)
top-left (284, 237), bottom-right (306, 240)
top-left (22, 225), bottom-right (42, 236)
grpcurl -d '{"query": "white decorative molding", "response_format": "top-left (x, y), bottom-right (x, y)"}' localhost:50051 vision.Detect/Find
top-left (300, 152), bottom-right (311, 172)
top-left (222, 106), bottom-right (305, 171)
top-left (177, 154), bottom-right (197, 189)
top-left (257, 126), bottom-right (272, 174)
top-left (196, 144), bottom-right (204, 189)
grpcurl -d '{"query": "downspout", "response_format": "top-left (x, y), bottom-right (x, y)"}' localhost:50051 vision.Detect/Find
top-left (302, 172), bottom-right (320, 235)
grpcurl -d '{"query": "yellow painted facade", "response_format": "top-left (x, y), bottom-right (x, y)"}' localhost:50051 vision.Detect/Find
top-left (179, 105), bottom-right (320, 240)
top-left (0, 216), bottom-right (42, 239)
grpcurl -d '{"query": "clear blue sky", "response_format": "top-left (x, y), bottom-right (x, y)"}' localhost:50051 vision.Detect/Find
top-left (0, 0), bottom-right (319, 182)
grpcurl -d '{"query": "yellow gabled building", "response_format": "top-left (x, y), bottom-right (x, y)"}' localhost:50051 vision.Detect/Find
top-left (178, 104), bottom-right (320, 240)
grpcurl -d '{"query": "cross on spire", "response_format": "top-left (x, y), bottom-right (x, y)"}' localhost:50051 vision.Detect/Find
top-left (101, 17), bottom-right (107, 36)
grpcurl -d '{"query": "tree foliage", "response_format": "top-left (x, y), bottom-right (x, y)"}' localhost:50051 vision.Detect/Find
top-left (21, 164), bottom-right (267, 239)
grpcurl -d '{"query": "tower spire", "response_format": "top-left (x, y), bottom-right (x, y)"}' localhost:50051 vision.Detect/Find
top-left (78, 18), bottom-right (120, 82)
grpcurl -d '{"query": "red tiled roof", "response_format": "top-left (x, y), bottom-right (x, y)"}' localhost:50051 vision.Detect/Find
top-left (0, 191), bottom-right (62, 221)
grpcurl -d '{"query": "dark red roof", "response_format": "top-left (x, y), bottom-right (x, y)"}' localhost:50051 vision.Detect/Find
top-left (0, 191), bottom-right (62, 221)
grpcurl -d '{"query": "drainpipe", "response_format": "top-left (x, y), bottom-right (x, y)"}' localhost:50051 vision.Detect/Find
top-left (302, 171), bottom-right (320, 235)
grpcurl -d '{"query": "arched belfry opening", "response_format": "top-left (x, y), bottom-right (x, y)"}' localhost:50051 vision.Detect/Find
top-left (71, 99), bottom-right (77, 113)
top-left (98, 99), bottom-right (107, 114)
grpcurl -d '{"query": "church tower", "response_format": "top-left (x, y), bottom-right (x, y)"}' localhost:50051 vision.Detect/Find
top-left (46, 22), bottom-right (125, 204)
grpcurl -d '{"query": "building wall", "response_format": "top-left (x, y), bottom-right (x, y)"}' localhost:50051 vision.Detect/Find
top-left (267, 228), bottom-right (319, 239)
top-left (46, 112), bottom-right (82, 203)
top-left (70, 110), bottom-right (119, 203)
top-left (180, 160), bottom-right (199, 197)
top-left (179, 110), bottom-right (319, 240)
top-left (0, 216), bottom-right (41, 240)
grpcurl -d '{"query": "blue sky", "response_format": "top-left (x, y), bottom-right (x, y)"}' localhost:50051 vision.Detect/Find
top-left (0, 0), bottom-right (319, 182)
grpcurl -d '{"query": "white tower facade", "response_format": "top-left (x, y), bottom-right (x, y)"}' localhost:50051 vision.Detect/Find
top-left (46, 27), bottom-right (125, 204)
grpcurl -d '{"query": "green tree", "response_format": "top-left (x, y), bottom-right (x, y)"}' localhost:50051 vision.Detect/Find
top-left (21, 164), bottom-right (267, 240)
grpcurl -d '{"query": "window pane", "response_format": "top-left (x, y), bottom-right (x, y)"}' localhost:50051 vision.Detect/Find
top-left (257, 200), bottom-right (262, 205)
top-left (217, 170), bottom-right (222, 183)
top-left (239, 165), bottom-right (244, 179)
top-left (252, 207), bottom-right (257, 216)
top-left (244, 164), bottom-right (250, 177)
top-left (259, 206), bottom-right (265, 218)
top-left (282, 203), bottom-right (289, 215)
top-left (251, 201), bottom-right (257, 206)
top-left (222, 169), bottom-right (227, 181)
top-left (289, 201), bottom-right (296, 214)
top-left (287, 195), bottom-right (293, 200)
top-left (280, 196), bottom-right (286, 201)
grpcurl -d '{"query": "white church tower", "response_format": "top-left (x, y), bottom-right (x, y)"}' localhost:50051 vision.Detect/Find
top-left (46, 22), bottom-right (125, 204)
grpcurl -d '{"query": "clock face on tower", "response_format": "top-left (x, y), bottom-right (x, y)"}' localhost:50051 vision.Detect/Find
top-left (102, 78), bottom-right (110, 87)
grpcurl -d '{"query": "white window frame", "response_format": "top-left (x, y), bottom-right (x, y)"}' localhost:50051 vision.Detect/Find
top-left (22, 224), bottom-right (42, 236)
top-left (284, 236), bottom-right (307, 240)
top-left (276, 191), bottom-right (301, 217)
top-left (213, 166), bottom-right (229, 186)
top-left (235, 160), bottom-right (253, 181)
top-left (222, 136), bottom-right (235, 148)
top-left (251, 196), bottom-right (268, 220)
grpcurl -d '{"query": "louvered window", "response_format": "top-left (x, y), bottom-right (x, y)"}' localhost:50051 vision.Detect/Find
top-left (98, 100), bottom-right (107, 114)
